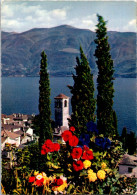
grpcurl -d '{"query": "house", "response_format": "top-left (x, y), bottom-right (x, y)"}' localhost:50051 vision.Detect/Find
top-left (119, 154), bottom-right (137, 178)
top-left (1, 130), bottom-right (21, 150)
top-left (1, 113), bottom-right (34, 150)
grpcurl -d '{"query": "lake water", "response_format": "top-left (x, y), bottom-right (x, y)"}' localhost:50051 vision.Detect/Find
top-left (2, 77), bottom-right (136, 135)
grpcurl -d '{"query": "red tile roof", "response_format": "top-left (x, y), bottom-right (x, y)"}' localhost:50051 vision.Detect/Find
top-left (54, 93), bottom-right (69, 99)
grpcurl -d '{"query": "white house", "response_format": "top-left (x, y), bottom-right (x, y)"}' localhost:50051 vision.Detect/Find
top-left (119, 154), bottom-right (137, 178)
top-left (1, 130), bottom-right (21, 150)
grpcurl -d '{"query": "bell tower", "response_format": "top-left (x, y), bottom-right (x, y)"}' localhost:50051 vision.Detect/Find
top-left (54, 94), bottom-right (70, 127)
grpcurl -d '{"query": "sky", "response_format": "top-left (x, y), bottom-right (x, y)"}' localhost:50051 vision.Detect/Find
top-left (1, 1), bottom-right (136, 33)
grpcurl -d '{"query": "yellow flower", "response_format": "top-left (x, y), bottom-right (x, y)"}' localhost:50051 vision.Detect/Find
top-left (57, 182), bottom-right (67, 192)
top-left (34, 171), bottom-right (39, 176)
top-left (88, 171), bottom-right (97, 182)
top-left (83, 160), bottom-right (91, 169)
top-left (87, 169), bottom-right (93, 174)
top-left (101, 162), bottom-right (107, 169)
top-left (97, 170), bottom-right (106, 180)
top-left (43, 176), bottom-right (50, 185)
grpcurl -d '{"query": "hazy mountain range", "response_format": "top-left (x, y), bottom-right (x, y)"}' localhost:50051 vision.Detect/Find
top-left (2, 25), bottom-right (136, 77)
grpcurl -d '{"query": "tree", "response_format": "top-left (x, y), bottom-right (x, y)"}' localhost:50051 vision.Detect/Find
top-left (39, 51), bottom-right (52, 148)
top-left (94, 14), bottom-right (117, 137)
top-left (120, 127), bottom-right (128, 151)
top-left (68, 46), bottom-right (96, 136)
top-left (127, 131), bottom-right (136, 155)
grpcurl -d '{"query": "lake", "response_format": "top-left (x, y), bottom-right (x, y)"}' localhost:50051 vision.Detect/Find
top-left (2, 77), bottom-right (136, 135)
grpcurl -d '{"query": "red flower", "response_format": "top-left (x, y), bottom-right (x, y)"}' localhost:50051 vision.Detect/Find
top-left (35, 178), bottom-right (44, 187)
top-left (71, 147), bottom-right (82, 159)
top-left (41, 149), bottom-right (47, 155)
top-left (73, 160), bottom-right (83, 171)
top-left (29, 176), bottom-right (35, 183)
top-left (69, 135), bottom-right (79, 147)
top-left (54, 178), bottom-right (63, 186)
top-left (62, 130), bottom-right (72, 142)
top-left (69, 126), bottom-right (75, 132)
top-left (41, 139), bottom-right (56, 154)
top-left (82, 150), bottom-right (94, 160)
top-left (83, 145), bottom-right (90, 151)
top-left (53, 143), bottom-right (60, 151)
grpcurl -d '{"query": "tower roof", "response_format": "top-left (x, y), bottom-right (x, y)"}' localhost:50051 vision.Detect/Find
top-left (54, 93), bottom-right (69, 99)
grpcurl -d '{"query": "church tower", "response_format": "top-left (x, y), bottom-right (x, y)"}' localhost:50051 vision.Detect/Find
top-left (54, 94), bottom-right (70, 127)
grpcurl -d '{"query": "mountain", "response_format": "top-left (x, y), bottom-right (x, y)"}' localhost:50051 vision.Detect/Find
top-left (1, 25), bottom-right (136, 77)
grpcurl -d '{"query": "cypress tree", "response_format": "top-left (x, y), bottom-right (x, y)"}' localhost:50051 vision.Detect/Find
top-left (94, 14), bottom-right (117, 137)
top-left (39, 51), bottom-right (52, 148)
top-left (68, 46), bottom-right (96, 136)
top-left (120, 127), bottom-right (128, 151)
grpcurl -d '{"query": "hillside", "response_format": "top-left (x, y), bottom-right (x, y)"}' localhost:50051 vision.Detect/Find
top-left (1, 25), bottom-right (136, 77)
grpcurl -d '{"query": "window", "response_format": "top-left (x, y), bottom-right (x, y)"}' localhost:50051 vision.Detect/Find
top-left (64, 100), bottom-right (67, 107)
top-left (128, 167), bottom-right (133, 173)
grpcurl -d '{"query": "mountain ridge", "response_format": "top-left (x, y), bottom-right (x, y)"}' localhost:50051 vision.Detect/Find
top-left (2, 25), bottom-right (136, 77)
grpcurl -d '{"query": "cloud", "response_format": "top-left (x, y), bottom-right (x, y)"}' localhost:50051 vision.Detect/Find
top-left (1, 3), bottom-right (68, 32)
top-left (1, 2), bottom-right (136, 33)
top-left (122, 19), bottom-right (136, 32)
top-left (51, 9), bottom-right (66, 18)
top-left (68, 14), bottom-right (97, 31)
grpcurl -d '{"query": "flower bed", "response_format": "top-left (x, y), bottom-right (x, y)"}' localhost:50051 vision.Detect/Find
top-left (2, 123), bottom-right (136, 194)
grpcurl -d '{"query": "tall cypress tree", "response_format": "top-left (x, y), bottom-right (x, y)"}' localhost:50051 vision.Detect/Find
top-left (68, 46), bottom-right (96, 136)
top-left (94, 15), bottom-right (117, 137)
top-left (39, 51), bottom-right (52, 148)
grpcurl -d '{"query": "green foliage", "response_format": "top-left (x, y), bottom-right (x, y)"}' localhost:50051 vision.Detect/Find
top-left (68, 46), bottom-right (96, 136)
top-left (120, 128), bottom-right (136, 155)
top-left (39, 51), bottom-right (52, 148)
top-left (94, 14), bottom-right (117, 138)
top-left (31, 114), bottom-right (40, 136)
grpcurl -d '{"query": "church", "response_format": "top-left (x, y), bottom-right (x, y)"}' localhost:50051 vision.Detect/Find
top-left (53, 93), bottom-right (70, 142)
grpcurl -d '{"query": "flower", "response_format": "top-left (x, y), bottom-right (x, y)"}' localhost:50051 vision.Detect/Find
top-left (86, 121), bottom-right (99, 134)
top-left (83, 145), bottom-right (90, 151)
top-left (29, 176), bottom-right (35, 183)
top-left (35, 178), bottom-right (44, 187)
top-left (36, 174), bottom-right (43, 180)
top-left (34, 171), bottom-right (39, 176)
top-left (69, 135), bottom-right (79, 147)
top-left (52, 176), bottom-right (67, 193)
top-left (54, 178), bottom-right (63, 186)
top-left (73, 160), bottom-right (83, 171)
top-left (104, 137), bottom-right (111, 149)
top-left (101, 162), bottom-right (107, 169)
top-left (95, 137), bottom-right (111, 150)
top-left (83, 160), bottom-right (91, 169)
top-left (71, 147), bottom-right (82, 159)
top-left (62, 130), bottom-right (72, 142)
top-left (82, 149), bottom-right (94, 160)
top-left (41, 139), bottom-right (54, 154)
top-left (69, 126), bottom-right (75, 132)
top-left (57, 182), bottom-right (67, 192)
top-left (97, 170), bottom-right (106, 180)
top-left (41, 140), bottom-right (60, 154)
top-left (88, 170), bottom-right (97, 182)
top-left (79, 133), bottom-right (90, 147)
top-left (53, 143), bottom-right (60, 152)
